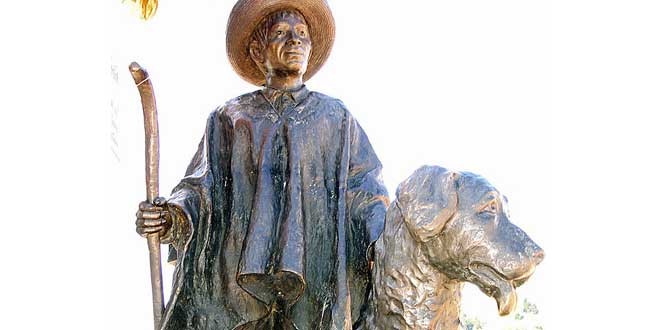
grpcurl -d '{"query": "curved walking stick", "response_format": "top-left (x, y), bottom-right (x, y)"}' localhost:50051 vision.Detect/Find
top-left (129, 61), bottom-right (164, 329)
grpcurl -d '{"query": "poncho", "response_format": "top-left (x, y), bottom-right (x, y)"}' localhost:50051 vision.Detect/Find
top-left (160, 86), bottom-right (388, 330)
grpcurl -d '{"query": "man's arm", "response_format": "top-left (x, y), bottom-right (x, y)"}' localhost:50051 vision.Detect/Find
top-left (346, 115), bottom-right (389, 263)
top-left (164, 109), bottom-right (225, 263)
top-left (136, 109), bottom-right (224, 264)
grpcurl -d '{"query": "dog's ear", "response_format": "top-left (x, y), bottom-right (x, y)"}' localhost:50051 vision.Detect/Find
top-left (396, 166), bottom-right (459, 242)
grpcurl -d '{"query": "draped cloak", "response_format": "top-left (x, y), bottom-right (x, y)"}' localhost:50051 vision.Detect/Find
top-left (160, 86), bottom-right (388, 330)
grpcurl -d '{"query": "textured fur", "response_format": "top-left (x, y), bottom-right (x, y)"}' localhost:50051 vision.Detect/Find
top-left (357, 166), bottom-right (543, 330)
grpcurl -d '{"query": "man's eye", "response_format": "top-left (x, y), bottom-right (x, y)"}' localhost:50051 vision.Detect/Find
top-left (299, 30), bottom-right (306, 36)
top-left (276, 30), bottom-right (283, 36)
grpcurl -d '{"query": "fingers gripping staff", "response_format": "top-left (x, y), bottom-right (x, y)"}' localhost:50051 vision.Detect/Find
top-left (129, 62), bottom-right (164, 329)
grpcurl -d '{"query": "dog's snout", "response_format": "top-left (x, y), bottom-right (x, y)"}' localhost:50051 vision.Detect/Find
top-left (532, 248), bottom-right (544, 265)
top-left (522, 240), bottom-right (544, 267)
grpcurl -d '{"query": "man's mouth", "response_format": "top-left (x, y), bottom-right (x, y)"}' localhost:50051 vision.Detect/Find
top-left (284, 48), bottom-right (305, 56)
top-left (285, 53), bottom-right (303, 59)
top-left (468, 262), bottom-right (518, 316)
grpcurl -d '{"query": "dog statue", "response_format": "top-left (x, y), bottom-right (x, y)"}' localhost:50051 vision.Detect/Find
top-left (357, 166), bottom-right (544, 330)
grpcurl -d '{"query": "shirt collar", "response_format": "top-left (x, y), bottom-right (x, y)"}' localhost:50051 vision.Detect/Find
top-left (260, 85), bottom-right (310, 106)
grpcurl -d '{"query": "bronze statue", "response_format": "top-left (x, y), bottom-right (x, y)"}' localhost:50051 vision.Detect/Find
top-left (136, 1), bottom-right (388, 329)
top-left (357, 166), bottom-right (544, 330)
top-left (132, 1), bottom-right (544, 329)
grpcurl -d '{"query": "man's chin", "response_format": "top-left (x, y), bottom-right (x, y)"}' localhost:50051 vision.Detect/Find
top-left (283, 64), bottom-right (308, 75)
top-left (287, 61), bottom-right (306, 69)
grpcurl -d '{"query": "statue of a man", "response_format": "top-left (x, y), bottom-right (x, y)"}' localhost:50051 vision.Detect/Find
top-left (135, 1), bottom-right (389, 329)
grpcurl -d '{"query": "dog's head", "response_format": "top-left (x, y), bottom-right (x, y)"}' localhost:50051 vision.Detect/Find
top-left (395, 166), bottom-right (544, 316)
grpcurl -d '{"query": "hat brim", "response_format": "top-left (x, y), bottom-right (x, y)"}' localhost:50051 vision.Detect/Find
top-left (226, 0), bottom-right (335, 86)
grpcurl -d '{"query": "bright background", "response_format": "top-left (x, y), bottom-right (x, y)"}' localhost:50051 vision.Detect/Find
top-left (1, 1), bottom-right (659, 329)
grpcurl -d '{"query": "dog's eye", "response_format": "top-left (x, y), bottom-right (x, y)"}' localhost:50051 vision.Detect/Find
top-left (488, 203), bottom-right (497, 212)
top-left (479, 202), bottom-right (498, 218)
top-left (484, 202), bottom-right (497, 212)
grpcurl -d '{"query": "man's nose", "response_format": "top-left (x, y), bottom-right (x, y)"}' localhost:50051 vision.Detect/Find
top-left (287, 37), bottom-right (302, 46)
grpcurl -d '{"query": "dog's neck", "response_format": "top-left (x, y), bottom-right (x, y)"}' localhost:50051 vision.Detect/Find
top-left (363, 211), bottom-right (463, 330)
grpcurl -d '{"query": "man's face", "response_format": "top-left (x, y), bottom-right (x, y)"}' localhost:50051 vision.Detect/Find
top-left (262, 14), bottom-right (312, 76)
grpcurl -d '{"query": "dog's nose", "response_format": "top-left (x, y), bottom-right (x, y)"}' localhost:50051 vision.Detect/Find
top-left (532, 248), bottom-right (544, 264)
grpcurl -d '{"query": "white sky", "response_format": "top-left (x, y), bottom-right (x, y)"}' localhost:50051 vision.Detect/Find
top-left (1, 1), bottom-right (659, 330)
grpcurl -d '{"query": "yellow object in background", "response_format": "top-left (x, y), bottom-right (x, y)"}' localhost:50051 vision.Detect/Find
top-left (125, 0), bottom-right (158, 20)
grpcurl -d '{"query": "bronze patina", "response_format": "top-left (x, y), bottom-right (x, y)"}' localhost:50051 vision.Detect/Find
top-left (133, 1), bottom-right (544, 329)
top-left (130, 62), bottom-right (165, 329)
top-left (358, 166), bottom-right (544, 330)
top-left (136, 1), bottom-right (387, 329)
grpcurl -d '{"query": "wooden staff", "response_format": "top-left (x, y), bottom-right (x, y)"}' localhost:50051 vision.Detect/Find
top-left (129, 61), bottom-right (164, 329)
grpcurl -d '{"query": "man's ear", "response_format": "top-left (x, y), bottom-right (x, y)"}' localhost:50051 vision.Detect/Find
top-left (249, 40), bottom-right (264, 65)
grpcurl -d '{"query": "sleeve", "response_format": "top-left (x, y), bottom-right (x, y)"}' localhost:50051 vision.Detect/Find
top-left (346, 115), bottom-right (389, 262)
top-left (161, 109), bottom-right (221, 264)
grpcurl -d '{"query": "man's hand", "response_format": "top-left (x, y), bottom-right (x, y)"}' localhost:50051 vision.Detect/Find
top-left (135, 197), bottom-right (172, 238)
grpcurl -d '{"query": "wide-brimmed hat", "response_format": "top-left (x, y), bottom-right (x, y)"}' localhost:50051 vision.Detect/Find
top-left (226, 0), bottom-right (335, 86)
